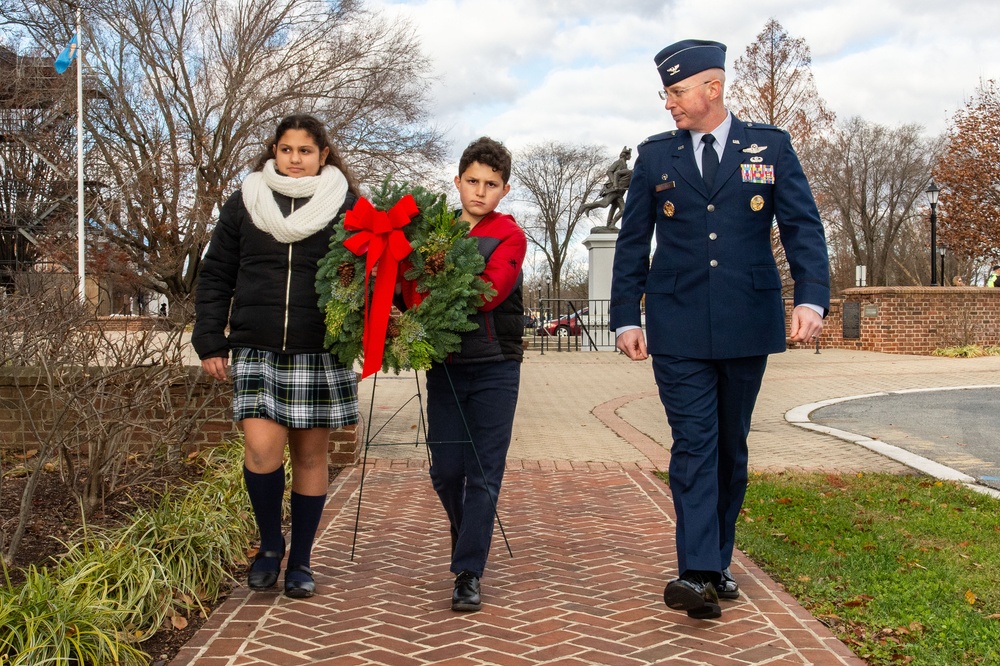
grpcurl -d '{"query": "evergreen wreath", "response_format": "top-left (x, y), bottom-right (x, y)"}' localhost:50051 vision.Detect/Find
top-left (316, 178), bottom-right (496, 374)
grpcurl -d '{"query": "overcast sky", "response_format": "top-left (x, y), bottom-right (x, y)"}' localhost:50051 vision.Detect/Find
top-left (369, 0), bottom-right (1000, 167)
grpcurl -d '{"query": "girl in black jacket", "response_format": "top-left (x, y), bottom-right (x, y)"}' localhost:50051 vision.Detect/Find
top-left (193, 114), bottom-right (359, 598)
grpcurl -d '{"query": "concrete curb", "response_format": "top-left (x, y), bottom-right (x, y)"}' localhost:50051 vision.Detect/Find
top-left (785, 385), bottom-right (1000, 499)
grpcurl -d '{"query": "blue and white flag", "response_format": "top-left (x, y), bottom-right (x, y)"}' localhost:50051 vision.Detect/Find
top-left (54, 36), bottom-right (78, 74)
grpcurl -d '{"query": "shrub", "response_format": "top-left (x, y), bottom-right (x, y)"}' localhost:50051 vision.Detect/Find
top-left (0, 564), bottom-right (148, 665)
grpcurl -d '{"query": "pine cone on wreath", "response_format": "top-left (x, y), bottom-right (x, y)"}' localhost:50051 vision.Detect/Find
top-left (337, 262), bottom-right (355, 286)
top-left (424, 251), bottom-right (446, 275)
top-left (386, 317), bottom-right (401, 339)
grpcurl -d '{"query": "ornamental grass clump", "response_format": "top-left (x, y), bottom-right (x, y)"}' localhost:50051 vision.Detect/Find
top-left (117, 485), bottom-right (239, 613)
top-left (0, 439), bottom-right (258, 663)
top-left (57, 534), bottom-right (170, 642)
top-left (0, 564), bottom-right (148, 665)
top-left (932, 344), bottom-right (1000, 357)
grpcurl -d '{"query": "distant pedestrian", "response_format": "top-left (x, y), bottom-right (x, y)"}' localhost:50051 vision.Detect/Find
top-left (159, 303), bottom-right (168, 317)
top-left (987, 266), bottom-right (1000, 288)
top-left (951, 275), bottom-right (964, 286)
top-left (192, 114), bottom-right (360, 599)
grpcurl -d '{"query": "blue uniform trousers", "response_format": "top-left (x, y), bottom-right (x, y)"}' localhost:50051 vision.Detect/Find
top-left (651, 354), bottom-right (767, 576)
top-left (426, 360), bottom-right (520, 578)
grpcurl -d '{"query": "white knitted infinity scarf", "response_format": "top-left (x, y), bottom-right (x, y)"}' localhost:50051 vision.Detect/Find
top-left (241, 160), bottom-right (349, 243)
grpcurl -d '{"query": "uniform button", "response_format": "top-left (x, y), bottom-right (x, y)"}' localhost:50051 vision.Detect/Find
top-left (707, 204), bottom-right (715, 212)
top-left (710, 259), bottom-right (718, 267)
top-left (709, 232), bottom-right (718, 240)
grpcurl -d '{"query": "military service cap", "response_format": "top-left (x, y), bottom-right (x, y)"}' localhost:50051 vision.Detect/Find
top-left (654, 39), bottom-right (726, 87)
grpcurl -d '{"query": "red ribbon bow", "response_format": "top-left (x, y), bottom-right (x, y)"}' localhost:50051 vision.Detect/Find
top-left (343, 195), bottom-right (418, 378)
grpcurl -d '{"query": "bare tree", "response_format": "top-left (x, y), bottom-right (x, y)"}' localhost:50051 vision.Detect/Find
top-left (934, 78), bottom-right (1000, 265)
top-left (727, 18), bottom-right (835, 295)
top-left (0, 281), bottom-right (228, 563)
top-left (511, 142), bottom-right (607, 297)
top-left (728, 18), bottom-right (836, 145)
top-left (809, 117), bottom-right (938, 289)
top-left (1, 0), bottom-right (446, 316)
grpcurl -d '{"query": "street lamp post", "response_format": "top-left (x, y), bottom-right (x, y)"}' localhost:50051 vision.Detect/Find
top-left (926, 180), bottom-right (940, 286)
top-left (542, 277), bottom-right (551, 354)
top-left (938, 246), bottom-right (947, 287)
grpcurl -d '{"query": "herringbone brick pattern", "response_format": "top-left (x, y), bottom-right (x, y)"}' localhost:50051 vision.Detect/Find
top-left (171, 463), bottom-right (861, 665)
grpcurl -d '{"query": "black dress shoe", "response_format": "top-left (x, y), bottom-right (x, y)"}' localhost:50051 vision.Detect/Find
top-left (247, 539), bottom-right (285, 590)
top-left (664, 574), bottom-right (721, 619)
top-left (716, 567), bottom-right (740, 600)
top-left (284, 564), bottom-right (315, 599)
top-left (452, 571), bottom-right (482, 612)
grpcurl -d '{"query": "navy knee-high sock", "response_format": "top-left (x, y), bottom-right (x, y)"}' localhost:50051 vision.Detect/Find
top-left (244, 465), bottom-right (285, 571)
top-left (287, 491), bottom-right (326, 576)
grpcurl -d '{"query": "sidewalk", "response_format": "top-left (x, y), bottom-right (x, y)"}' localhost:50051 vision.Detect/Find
top-left (170, 349), bottom-right (1000, 665)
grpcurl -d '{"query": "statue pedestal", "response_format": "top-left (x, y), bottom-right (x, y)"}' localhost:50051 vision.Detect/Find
top-left (581, 227), bottom-right (618, 351)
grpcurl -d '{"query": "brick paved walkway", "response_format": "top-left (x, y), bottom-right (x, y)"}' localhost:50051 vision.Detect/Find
top-left (170, 350), bottom-right (1000, 665)
top-left (171, 461), bottom-right (860, 665)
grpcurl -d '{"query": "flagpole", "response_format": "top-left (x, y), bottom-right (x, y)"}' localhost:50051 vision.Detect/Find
top-left (75, 6), bottom-right (85, 304)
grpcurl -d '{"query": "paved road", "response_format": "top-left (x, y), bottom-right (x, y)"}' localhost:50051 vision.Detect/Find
top-left (811, 387), bottom-right (1000, 490)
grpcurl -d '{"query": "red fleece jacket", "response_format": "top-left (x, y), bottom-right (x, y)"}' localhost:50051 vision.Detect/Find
top-left (469, 211), bottom-right (526, 311)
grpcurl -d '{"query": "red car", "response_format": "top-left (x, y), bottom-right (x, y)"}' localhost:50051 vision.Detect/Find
top-left (536, 307), bottom-right (588, 337)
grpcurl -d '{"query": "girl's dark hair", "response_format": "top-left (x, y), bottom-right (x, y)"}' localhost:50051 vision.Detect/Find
top-left (252, 114), bottom-right (359, 194)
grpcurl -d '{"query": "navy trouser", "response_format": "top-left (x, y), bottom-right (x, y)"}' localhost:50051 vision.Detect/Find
top-left (426, 360), bottom-right (520, 578)
top-left (651, 354), bottom-right (768, 576)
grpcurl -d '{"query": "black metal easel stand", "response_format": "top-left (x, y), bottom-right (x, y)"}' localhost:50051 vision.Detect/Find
top-left (350, 367), bottom-right (513, 561)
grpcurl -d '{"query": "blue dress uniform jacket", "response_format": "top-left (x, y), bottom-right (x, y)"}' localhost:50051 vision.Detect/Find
top-left (609, 116), bottom-right (830, 357)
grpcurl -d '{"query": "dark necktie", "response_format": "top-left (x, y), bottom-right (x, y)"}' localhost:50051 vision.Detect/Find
top-left (701, 134), bottom-right (718, 190)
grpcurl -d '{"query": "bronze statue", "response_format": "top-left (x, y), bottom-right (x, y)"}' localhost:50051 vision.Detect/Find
top-left (581, 147), bottom-right (632, 230)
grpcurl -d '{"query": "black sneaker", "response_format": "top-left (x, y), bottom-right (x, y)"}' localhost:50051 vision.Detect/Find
top-left (452, 571), bottom-right (482, 612)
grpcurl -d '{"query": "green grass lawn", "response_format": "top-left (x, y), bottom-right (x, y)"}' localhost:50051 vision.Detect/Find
top-left (738, 472), bottom-right (1000, 665)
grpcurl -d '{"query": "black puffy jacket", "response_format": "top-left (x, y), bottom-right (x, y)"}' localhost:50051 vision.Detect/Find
top-left (192, 189), bottom-right (357, 360)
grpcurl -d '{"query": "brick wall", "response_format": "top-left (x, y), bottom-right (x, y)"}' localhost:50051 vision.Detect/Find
top-left (785, 287), bottom-right (1000, 355)
top-left (0, 368), bottom-right (361, 465)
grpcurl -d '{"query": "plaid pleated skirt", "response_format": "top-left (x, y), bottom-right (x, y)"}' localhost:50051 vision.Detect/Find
top-left (231, 347), bottom-right (359, 429)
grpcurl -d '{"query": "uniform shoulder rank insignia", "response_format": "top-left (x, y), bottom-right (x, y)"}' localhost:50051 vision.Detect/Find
top-left (741, 143), bottom-right (767, 154)
top-left (643, 130), bottom-right (676, 146)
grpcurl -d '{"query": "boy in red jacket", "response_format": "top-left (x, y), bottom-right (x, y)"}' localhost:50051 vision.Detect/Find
top-left (426, 137), bottom-right (527, 611)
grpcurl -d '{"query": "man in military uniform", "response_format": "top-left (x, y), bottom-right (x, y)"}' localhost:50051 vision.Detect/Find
top-left (609, 39), bottom-right (829, 620)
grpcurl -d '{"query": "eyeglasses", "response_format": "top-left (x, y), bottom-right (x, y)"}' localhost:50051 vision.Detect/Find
top-left (658, 81), bottom-right (712, 101)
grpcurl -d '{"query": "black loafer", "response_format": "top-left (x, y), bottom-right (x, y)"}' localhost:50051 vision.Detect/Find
top-left (452, 571), bottom-right (482, 612)
top-left (664, 575), bottom-right (721, 619)
top-left (284, 564), bottom-right (315, 599)
top-left (247, 539), bottom-right (285, 590)
top-left (716, 567), bottom-right (740, 600)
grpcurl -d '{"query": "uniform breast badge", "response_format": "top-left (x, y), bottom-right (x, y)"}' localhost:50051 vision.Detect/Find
top-left (663, 201), bottom-right (675, 217)
top-left (741, 143), bottom-right (767, 154)
top-left (750, 195), bottom-right (765, 212)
